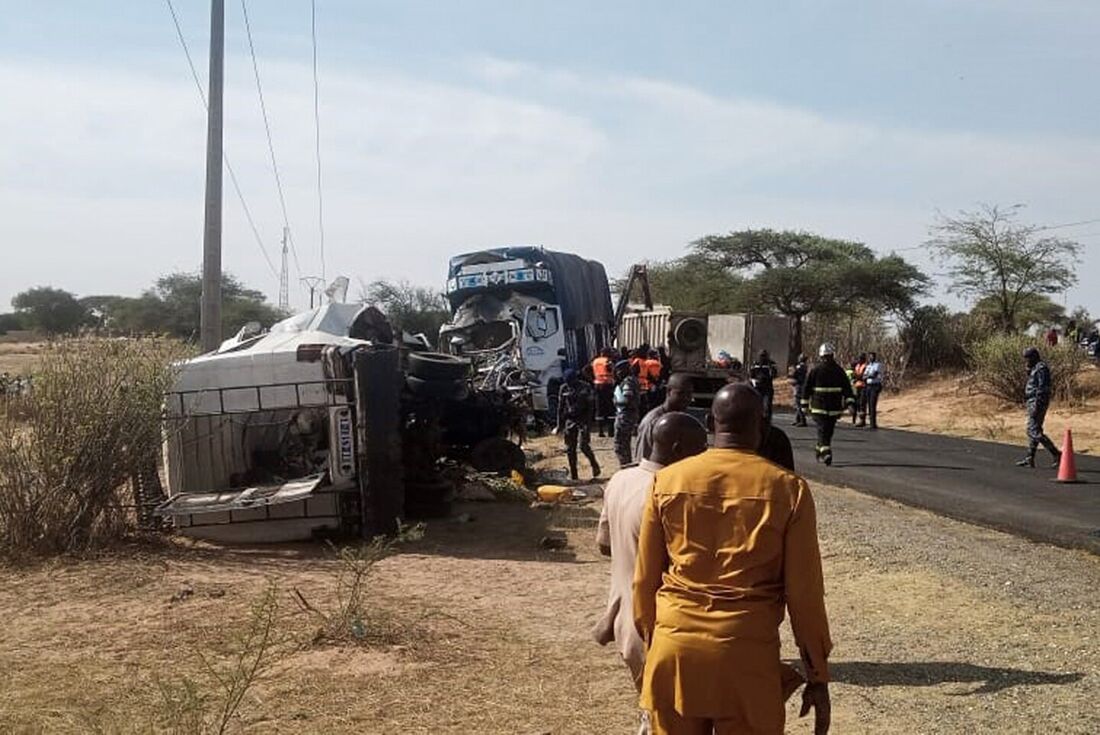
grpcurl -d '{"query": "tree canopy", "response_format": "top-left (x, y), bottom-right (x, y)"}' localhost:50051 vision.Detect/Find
top-left (80, 273), bottom-right (283, 340)
top-left (11, 287), bottom-right (90, 335)
top-left (620, 255), bottom-right (749, 314)
top-left (970, 293), bottom-right (1064, 333)
top-left (691, 229), bottom-right (929, 356)
top-left (359, 278), bottom-right (450, 344)
top-left (0, 312), bottom-right (28, 335)
top-left (929, 204), bottom-right (1081, 333)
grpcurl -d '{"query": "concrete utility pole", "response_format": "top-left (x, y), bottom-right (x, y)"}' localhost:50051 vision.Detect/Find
top-left (200, 0), bottom-right (225, 352)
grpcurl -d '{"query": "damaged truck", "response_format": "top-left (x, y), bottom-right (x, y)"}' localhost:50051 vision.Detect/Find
top-left (156, 246), bottom-right (616, 543)
top-left (439, 246), bottom-right (615, 417)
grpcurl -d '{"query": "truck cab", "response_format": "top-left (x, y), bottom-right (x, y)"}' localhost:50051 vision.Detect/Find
top-left (440, 247), bottom-right (614, 414)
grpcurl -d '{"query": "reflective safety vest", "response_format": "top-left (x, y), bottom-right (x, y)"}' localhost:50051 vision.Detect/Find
top-left (643, 358), bottom-right (662, 388)
top-left (630, 356), bottom-right (647, 389)
top-left (592, 356), bottom-right (614, 385)
top-left (853, 362), bottom-right (867, 390)
top-left (803, 361), bottom-right (855, 417)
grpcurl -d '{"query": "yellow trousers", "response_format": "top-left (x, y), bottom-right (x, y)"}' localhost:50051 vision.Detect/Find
top-left (650, 707), bottom-right (782, 735)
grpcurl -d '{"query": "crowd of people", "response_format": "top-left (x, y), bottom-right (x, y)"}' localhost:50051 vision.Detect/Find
top-left (553, 342), bottom-right (889, 479)
top-left (1044, 318), bottom-right (1100, 359)
top-left (553, 344), bottom-right (675, 479)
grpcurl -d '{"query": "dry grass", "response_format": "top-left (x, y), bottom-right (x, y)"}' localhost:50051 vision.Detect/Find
top-left (1, 435), bottom-right (1097, 733)
top-left (0, 341), bottom-right (42, 374)
top-left (877, 368), bottom-right (1100, 454)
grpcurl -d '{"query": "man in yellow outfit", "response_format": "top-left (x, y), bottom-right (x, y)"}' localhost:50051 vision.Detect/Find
top-left (633, 383), bottom-right (833, 734)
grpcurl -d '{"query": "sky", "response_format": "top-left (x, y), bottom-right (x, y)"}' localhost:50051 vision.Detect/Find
top-left (2, 0), bottom-right (1099, 315)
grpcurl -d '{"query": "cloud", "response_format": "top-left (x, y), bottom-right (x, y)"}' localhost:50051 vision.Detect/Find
top-left (469, 56), bottom-right (1100, 207)
top-left (2, 53), bottom-right (1098, 315)
top-left (0, 58), bottom-right (608, 307)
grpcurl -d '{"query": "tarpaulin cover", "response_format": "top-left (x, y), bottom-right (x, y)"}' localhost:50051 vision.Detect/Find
top-left (447, 246), bottom-right (613, 330)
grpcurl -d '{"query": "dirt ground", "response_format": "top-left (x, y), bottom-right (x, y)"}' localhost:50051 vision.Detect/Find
top-left (2, 435), bottom-right (1098, 734)
top-left (0, 342), bottom-right (41, 375)
top-left (873, 370), bottom-right (1100, 455)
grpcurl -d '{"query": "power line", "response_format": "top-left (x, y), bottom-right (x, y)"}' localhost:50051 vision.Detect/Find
top-left (239, 0), bottom-right (303, 280)
top-left (1036, 217), bottom-right (1100, 232)
top-left (310, 0), bottom-right (327, 281)
top-left (164, 0), bottom-right (278, 280)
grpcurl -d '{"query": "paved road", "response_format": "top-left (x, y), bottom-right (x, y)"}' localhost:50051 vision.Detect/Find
top-left (777, 413), bottom-right (1100, 555)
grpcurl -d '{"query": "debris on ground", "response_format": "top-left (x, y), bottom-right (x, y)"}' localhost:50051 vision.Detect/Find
top-left (470, 470), bottom-right (536, 502)
top-left (536, 485), bottom-right (573, 503)
top-left (538, 533), bottom-right (569, 551)
top-left (169, 582), bottom-right (195, 604)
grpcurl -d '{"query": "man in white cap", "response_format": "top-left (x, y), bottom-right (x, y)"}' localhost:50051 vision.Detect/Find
top-left (800, 343), bottom-right (854, 466)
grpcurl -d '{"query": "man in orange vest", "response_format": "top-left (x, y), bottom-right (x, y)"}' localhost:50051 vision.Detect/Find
top-left (852, 353), bottom-right (868, 427)
top-left (643, 349), bottom-right (664, 412)
top-left (592, 348), bottom-right (616, 437)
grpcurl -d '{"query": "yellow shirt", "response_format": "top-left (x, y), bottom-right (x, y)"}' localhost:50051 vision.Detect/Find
top-left (632, 447), bottom-right (832, 724)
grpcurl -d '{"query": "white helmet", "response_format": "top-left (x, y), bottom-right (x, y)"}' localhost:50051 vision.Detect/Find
top-left (818, 342), bottom-right (836, 357)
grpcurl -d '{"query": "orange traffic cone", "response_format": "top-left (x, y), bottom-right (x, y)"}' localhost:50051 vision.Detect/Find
top-left (1056, 428), bottom-right (1080, 483)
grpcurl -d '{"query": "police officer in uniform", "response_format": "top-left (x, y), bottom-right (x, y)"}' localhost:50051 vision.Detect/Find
top-left (612, 359), bottom-right (641, 467)
top-left (789, 354), bottom-right (809, 427)
top-left (555, 369), bottom-right (602, 480)
top-left (801, 343), bottom-right (854, 466)
top-left (1016, 347), bottom-right (1062, 468)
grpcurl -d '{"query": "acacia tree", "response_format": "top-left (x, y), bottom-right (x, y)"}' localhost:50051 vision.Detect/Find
top-left (929, 204), bottom-right (1080, 333)
top-left (11, 287), bottom-right (89, 335)
top-left (626, 255), bottom-right (750, 314)
top-left (970, 293), bottom-right (1064, 333)
top-left (692, 229), bottom-right (928, 358)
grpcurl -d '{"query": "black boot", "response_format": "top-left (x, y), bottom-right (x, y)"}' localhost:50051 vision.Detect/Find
top-left (1041, 438), bottom-right (1062, 468)
top-left (568, 455), bottom-right (579, 481)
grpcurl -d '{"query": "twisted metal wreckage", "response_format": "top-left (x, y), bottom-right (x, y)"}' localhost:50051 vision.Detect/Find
top-left (155, 247), bottom-right (788, 543)
top-left (155, 301), bottom-right (523, 543)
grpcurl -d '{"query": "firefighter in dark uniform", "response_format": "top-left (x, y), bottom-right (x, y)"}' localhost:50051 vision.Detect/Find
top-left (555, 369), bottom-right (602, 480)
top-left (1016, 347), bottom-right (1062, 468)
top-left (801, 342), bottom-right (854, 466)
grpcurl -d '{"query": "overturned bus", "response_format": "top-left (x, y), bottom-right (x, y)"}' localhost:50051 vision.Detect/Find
top-left (156, 304), bottom-right (430, 543)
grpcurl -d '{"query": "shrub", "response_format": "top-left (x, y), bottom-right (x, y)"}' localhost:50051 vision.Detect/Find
top-left (0, 337), bottom-right (189, 557)
top-left (294, 522), bottom-right (425, 645)
top-left (156, 582), bottom-right (284, 735)
top-left (897, 305), bottom-right (983, 373)
top-left (966, 334), bottom-right (1087, 405)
